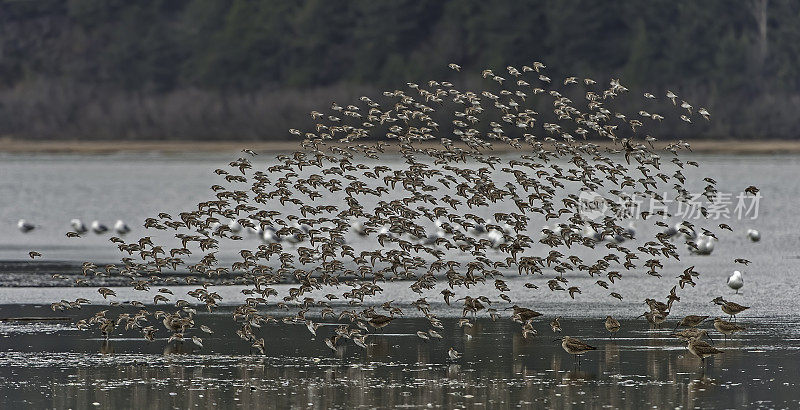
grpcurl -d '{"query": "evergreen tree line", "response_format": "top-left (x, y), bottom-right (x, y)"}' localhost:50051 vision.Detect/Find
top-left (0, 0), bottom-right (796, 140)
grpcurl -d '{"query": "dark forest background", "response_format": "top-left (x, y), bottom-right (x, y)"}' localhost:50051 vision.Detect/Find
top-left (0, 0), bottom-right (795, 140)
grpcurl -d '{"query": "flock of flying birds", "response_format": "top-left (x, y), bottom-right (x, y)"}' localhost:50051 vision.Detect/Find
top-left (36, 61), bottom-right (758, 367)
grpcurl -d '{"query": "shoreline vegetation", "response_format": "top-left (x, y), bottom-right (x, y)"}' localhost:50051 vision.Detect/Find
top-left (1, 138), bottom-right (800, 155)
top-left (2, 2), bottom-right (800, 141)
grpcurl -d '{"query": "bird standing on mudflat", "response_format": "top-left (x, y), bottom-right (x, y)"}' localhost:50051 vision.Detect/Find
top-left (605, 316), bottom-right (620, 338)
top-left (712, 297), bottom-right (749, 321)
top-left (558, 336), bottom-right (596, 366)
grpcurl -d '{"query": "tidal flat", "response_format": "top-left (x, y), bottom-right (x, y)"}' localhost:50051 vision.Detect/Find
top-left (0, 304), bottom-right (796, 409)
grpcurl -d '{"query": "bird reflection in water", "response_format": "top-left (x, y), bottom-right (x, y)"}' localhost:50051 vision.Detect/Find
top-left (100, 339), bottom-right (115, 355)
top-left (687, 375), bottom-right (718, 407)
top-left (163, 341), bottom-right (196, 355)
top-left (602, 342), bottom-right (620, 373)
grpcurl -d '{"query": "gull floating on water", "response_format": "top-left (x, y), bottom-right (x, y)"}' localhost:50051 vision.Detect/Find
top-left (727, 270), bottom-right (743, 294)
top-left (71, 219), bottom-right (88, 234)
top-left (486, 227), bottom-right (504, 248)
top-left (614, 221), bottom-right (636, 242)
top-left (352, 221), bottom-right (368, 237)
top-left (691, 235), bottom-right (715, 255)
top-left (746, 228), bottom-right (760, 242)
top-left (262, 227), bottom-right (281, 243)
top-left (423, 220), bottom-right (444, 245)
top-left (91, 221), bottom-right (108, 234)
top-left (468, 223), bottom-right (486, 236)
top-left (17, 219), bottom-right (35, 233)
top-left (227, 219), bottom-right (242, 234)
top-left (114, 220), bottom-right (131, 235)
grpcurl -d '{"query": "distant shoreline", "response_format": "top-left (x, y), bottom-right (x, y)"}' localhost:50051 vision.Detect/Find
top-left (1, 138), bottom-right (799, 155)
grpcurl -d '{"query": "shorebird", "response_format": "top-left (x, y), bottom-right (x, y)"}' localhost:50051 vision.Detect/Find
top-left (56, 60), bottom-right (736, 354)
top-left (508, 305), bottom-right (542, 323)
top-left (674, 315), bottom-right (709, 330)
top-left (713, 317), bottom-right (745, 339)
top-left (712, 297), bottom-right (749, 321)
top-left (448, 347), bottom-right (461, 360)
top-left (17, 219), bottom-right (35, 233)
top-left (99, 318), bottom-right (114, 340)
top-left (645, 298), bottom-right (671, 315)
top-left (367, 314), bottom-right (394, 330)
top-left (191, 336), bottom-right (204, 348)
top-left (687, 336), bottom-right (723, 370)
top-left (550, 316), bottom-right (562, 333)
top-left (672, 328), bottom-right (712, 342)
top-left (639, 311), bottom-right (667, 327)
top-left (97, 287), bottom-right (116, 299)
top-left (441, 290), bottom-right (455, 306)
top-left (557, 336), bottom-right (596, 366)
top-left (727, 271), bottom-right (743, 294)
top-left (605, 316), bottom-right (620, 338)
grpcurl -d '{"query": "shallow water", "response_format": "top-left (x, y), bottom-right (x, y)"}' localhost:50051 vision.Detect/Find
top-left (0, 308), bottom-right (796, 409)
top-left (0, 153), bottom-right (792, 310)
top-left (0, 152), bottom-right (796, 408)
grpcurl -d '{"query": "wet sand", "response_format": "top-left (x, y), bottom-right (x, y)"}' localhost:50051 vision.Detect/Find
top-left (0, 304), bottom-right (795, 409)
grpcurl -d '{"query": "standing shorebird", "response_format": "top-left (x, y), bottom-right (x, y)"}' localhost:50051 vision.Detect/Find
top-left (99, 319), bottom-right (114, 340)
top-left (727, 271), bottom-right (743, 294)
top-left (712, 297), bottom-right (749, 321)
top-left (672, 328), bottom-right (712, 342)
top-left (557, 336), bottom-right (596, 366)
top-left (639, 310), bottom-right (667, 328)
top-left (687, 336), bottom-right (723, 372)
top-left (508, 305), bottom-right (542, 323)
top-left (674, 315), bottom-right (709, 330)
top-left (605, 316), bottom-right (620, 338)
top-left (713, 318), bottom-right (746, 339)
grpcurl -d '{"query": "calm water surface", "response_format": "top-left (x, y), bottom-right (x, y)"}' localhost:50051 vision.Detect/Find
top-left (0, 309), bottom-right (796, 409)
